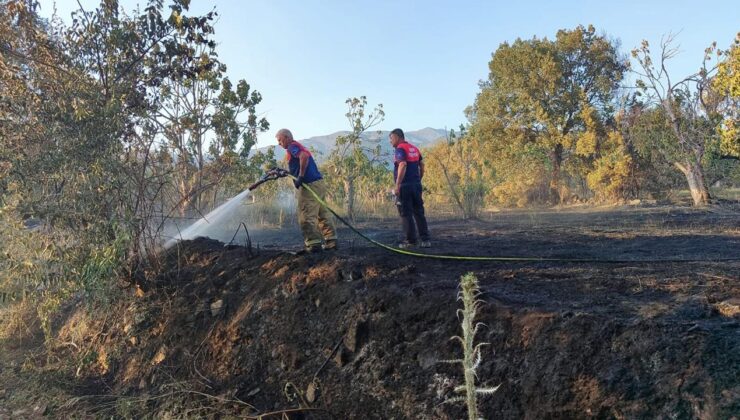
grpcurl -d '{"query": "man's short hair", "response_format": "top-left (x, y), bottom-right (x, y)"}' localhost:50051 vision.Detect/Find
top-left (277, 128), bottom-right (294, 140)
top-left (390, 128), bottom-right (405, 139)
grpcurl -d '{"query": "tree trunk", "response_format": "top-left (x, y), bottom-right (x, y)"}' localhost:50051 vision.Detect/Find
top-left (344, 177), bottom-right (355, 221)
top-left (675, 160), bottom-right (711, 206)
top-left (548, 144), bottom-right (564, 204)
top-left (177, 178), bottom-right (190, 218)
top-left (433, 155), bottom-right (467, 219)
top-left (211, 185), bottom-right (219, 211)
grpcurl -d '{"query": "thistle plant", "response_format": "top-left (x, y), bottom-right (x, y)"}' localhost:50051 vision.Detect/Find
top-left (444, 272), bottom-right (500, 420)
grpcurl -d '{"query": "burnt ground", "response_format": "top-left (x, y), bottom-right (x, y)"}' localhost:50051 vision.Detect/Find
top-left (1, 205), bottom-right (739, 419)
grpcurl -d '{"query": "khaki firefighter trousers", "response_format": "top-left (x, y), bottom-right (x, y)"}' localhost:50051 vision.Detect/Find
top-left (297, 179), bottom-right (336, 247)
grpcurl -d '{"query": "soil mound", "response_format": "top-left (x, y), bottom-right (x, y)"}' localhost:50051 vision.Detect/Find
top-left (49, 224), bottom-right (738, 418)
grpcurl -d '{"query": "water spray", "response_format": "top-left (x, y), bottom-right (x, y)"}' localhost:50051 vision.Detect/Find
top-left (163, 168), bottom-right (290, 249)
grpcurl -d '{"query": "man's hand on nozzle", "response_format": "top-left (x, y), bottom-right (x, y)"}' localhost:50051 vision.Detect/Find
top-left (270, 167), bottom-right (289, 178)
top-left (293, 176), bottom-right (304, 189)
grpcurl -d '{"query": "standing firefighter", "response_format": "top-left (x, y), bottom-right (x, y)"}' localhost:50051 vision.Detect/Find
top-left (276, 128), bottom-right (338, 253)
top-left (390, 128), bottom-right (431, 248)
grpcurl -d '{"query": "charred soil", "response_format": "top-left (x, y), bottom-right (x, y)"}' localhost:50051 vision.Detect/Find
top-left (2, 206), bottom-right (739, 419)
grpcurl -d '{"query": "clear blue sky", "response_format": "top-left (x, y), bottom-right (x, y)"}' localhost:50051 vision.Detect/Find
top-left (43, 0), bottom-right (739, 148)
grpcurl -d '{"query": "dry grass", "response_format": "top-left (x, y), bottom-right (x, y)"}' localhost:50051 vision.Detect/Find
top-left (0, 300), bottom-right (40, 342)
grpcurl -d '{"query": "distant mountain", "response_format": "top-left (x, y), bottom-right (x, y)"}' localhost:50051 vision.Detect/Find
top-left (253, 128), bottom-right (448, 164)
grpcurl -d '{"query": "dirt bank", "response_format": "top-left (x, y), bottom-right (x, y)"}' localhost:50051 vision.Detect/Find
top-left (2, 206), bottom-right (739, 418)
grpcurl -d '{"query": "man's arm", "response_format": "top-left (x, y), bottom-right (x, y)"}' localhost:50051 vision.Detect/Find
top-left (298, 150), bottom-right (309, 177)
top-left (419, 160), bottom-right (424, 179)
top-left (395, 161), bottom-right (407, 196)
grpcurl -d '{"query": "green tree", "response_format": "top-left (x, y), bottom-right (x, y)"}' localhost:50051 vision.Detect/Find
top-left (325, 96), bottom-right (384, 220)
top-left (424, 126), bottom-right (487, 218)
top-left (631, 34), bottom-right (726, 205)
top-left (0, 1), bottom-right (61, 194)
top-left (54, 0), bottom-right (247, 260)
top-left (712, 33), bottom-right (740, 158)
top-left (469, 25), bottom-right (627, 205)
top-left (0, 0), bottom-right (267, 292)
top-left (152, 48), bottom-right (269, 216)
